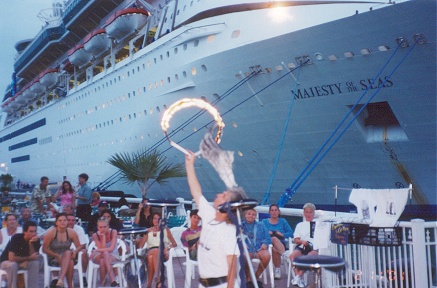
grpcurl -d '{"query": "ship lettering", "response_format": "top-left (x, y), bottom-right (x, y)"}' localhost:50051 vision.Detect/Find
top-left (360, 76), bottom-right (394, 90)
top-left (292, 83), bottom-right (342, 99)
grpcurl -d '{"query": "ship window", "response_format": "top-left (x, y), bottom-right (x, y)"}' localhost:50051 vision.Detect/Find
top-left (137, 66), bottom-right (140, 72)
top-left (154, 58), bottom-right (157, 64)
top-left (133, 91), bottom-right (136, 96)
top-left (149, 108), bottom-right (153, 114)
top-left (148, 84), bottom-right (152, 90)
top-left (143, 87), bottom-right (146, 92)
top-left (201, 96), bottom-right (207, 102)
top-left (154, 82), bottom-right (158, 88)
top-left (160, 80), bottom-right (164, 86)
top-left (143, 63), bottom-right (146, 69)
top-left (177, 9), bottom-right (180, 15)
top-left (111, 120), bottom-right (114, 124)
top-left (129, 115), bottom-right (132, 119)
top-left (175, 74), bottom-right (179, 80)
top-left (127, 71), bottom-right (130, 77)
top-left (167, 77), bottom-right (171, 83)
top-left (183, 43), bottom-right (187, 50)
top-left (174, 47), bottom-right (178, 54)
top-left (344, 51), bottom-right (354, 58)
top-left (166, 51), bottom-right (170, 58)
top-left (156, 106), bottom-right (160, 112)
top-left (120, 117), bottom-right (122, 122)
top-left (148, 60), bottom-right (151, 67)
top-left (190, 1), bottom-right (193, 6)
top-left (183, 71), bottom-right (187, 77)
top-left (207, 35), bottom-right (214, 43)
top-left (328, 55), bottom-right (338, 61)
top-left (128, 93), bottom-right (131, 98)
top-left (163, 104), bottom-right (167, 110)
top-left (360, 48), bottom-right (371, 55)
top-left (160, 55), bottom-right (163, 60)
top-left (184, 5), bottom-right (186, 11)
top-left (132, 69), bottom-right (135, 74)
top-left (191, 67), bottom-right (197, 75)
top-left (193, 40), bottom-right (199, 47)
top-left (133, 113), bottom-right (136, 118)
top-left (144, 110), bottom-right (147, 115)
top-left (378, 45), bottom-right (390, 52)
top-left (231, 30), bottom-right (240, 38)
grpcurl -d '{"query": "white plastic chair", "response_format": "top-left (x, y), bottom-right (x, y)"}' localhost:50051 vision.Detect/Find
top-left (167, 226), bottom-right (186, 288)
top-left (250, 244), bottom-right (274, 287)
top-left (87, 238), bottom-right (128, 287)
top-left (40, 245), bottom-right (85, 288)
top-left (182, 245), bottom-right (198, 288)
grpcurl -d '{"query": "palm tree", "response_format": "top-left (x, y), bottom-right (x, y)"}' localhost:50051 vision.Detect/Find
top-left (107, 148), bottom-right (186, 198)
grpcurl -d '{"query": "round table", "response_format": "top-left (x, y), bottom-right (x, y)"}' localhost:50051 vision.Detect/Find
top-left (293, 255), bottom-right (346, 287)
top-left (118, 227), bottom-right (148, 287)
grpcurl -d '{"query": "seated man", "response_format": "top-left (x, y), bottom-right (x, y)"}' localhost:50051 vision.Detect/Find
top-left (290, 203), bottom-right (319, 288)
top-left (18, 207), bottom-right (38, 227)
top-left (66, 214), bottom-right (89, 287)
top-left (87, 201), bottom-right (109, 235)
top-left (180, 209), bottom-right (202, 260)
top-left (0, 221), bottom-right (40, 288)
top-left (0, 214), bottom-right (23, 252)
top-left (242, 208), bottom-right (271, 288)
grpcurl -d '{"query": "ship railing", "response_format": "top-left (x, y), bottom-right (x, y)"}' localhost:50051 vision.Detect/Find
top-left (97, 196), bottom-right (436, 287)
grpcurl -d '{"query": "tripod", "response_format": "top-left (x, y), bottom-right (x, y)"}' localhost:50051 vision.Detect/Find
top-left (222, 200), bottom-right (260, 288)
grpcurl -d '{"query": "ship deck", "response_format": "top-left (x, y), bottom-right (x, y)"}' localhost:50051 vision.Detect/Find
top-left (33, 259), bottom-right (288, 288)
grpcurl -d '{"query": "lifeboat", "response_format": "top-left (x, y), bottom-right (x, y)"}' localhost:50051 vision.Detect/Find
top-left (105, 8), bottom-right (148, 42)
top-left (39, 68), bottom-right (59, 88)
top-left (29, 79), bottom-right (45, 94)
top-left (61, 60), bottom-right (74, 74)
top-left (14, 91), bottom-right (27, 105)
top-left (1, 99), bottom-right (13, 114)
top-left (68, 43), bottom-right (92, 67)
top-left (22, 88), bottom-right (35, 102)
top-left (83, 28), bottom-right (110, 57)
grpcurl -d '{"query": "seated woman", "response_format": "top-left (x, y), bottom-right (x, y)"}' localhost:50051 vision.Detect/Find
top-left (137, 213), bottom-right (177, 288)
top-left (43, 213), bottom-right (82, 288)
top-left (242, 208), bottom-right (271, 287)
top-left (101, 209), bottom-right (123, 232)
top-left (289, 203), bottom-right (319, 288)
top-left (89, 217), bottom-right (120, 287)
top-left (134, 198), bottom-right (153, 228)
top-left (262, 204), bottom-right (293, 280)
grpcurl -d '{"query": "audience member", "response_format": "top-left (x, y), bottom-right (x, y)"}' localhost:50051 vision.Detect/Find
top-left (0, 221), bottom-right (40, 288)
top-left (90, 192), bottom-right (101, 208)
top-left (62, 204), bottom-right (75, 216)
top-left (180, 209), bottom-right (202, 260)
top-left (47, 195), bottom-right (61, 217)
top-left (88, 201), bottom-right (109, 235)
top-left (42, 213), bottom-right (82, 288)
top-left (18, 207), bottom-right (37, 227)
top-left (66, 214), bottom-right (89, 287)
top-left (242, 208), bottom-right (271, 287)
top-left (76, 173), bottom-right (92, 222)
top-left (100, 209), bottom-right (123, 232)
top-left (290, 203), bottom-right (319, 288)
top-left (0, 214), bottom-right (23, 252)
top-left (89, 217), bottom-right (119, 287)
top-left (262, 204), bottom-right (293, 279)
top-left (30, 176), bottom-right (51, 216)
top-left (137, 213), bottom-right (177, 288)
top-left (53, 181), bottom-right (76, 209)
top-left (134, 198), bottom-right (153, 228)
top-left (0, 189), bottom-right (12, 205)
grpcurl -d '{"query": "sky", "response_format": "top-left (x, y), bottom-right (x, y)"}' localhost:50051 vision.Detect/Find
top-left (0, 0), bottom-right (53, 98)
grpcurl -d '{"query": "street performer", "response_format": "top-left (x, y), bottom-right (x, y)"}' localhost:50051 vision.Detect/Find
top-left (185, 150), bottom-right (246, 288)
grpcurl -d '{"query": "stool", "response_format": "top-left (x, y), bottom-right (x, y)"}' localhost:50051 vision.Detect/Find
top-left (292, 255), bottom-right (345, 288)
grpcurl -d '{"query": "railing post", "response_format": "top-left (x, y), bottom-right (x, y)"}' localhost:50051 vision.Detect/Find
top-left (411, 219), bottom-right (427, 287)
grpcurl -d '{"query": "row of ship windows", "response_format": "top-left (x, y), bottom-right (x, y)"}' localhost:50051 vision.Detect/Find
top-left (58, 62), bottom-right (208, 125)
top-left (59, 95), bottom-right (209, 139)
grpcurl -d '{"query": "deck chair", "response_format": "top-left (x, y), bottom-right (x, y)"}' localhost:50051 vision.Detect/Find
top-left (87, 238), bottom-right (128, 287)
top-left (40, 245), bottom-right (85, 288)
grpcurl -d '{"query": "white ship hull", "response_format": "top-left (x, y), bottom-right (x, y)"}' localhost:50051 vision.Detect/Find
top-left (0, 0), bottom-right (435, 206)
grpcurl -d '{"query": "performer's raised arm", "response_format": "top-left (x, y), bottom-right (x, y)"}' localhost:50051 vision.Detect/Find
top-left (185, 151), bottom-right (202, 206)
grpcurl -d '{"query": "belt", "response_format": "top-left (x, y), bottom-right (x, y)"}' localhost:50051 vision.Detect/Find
top-left (199, 276), bottom-right (227, 287)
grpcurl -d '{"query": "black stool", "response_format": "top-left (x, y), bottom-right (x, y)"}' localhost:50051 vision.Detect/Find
top-left (293, 255), bottom-right (345, 287)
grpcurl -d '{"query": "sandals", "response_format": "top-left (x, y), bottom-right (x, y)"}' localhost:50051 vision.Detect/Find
top-left (110, 280), bottom-right (119, 287)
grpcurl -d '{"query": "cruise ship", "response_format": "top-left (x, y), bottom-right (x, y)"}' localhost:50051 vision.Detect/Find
top-left (0, 0), bottom-right (435, 208)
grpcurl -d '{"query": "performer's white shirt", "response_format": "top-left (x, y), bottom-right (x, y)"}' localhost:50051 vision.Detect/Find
top-left (198, 196), bottom-right (239, 280)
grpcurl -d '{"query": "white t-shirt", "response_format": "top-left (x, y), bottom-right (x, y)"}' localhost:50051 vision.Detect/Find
top-left (198, 196), bottom-right (239, 279)
top-left (73, 224), bottom-right (89, 245)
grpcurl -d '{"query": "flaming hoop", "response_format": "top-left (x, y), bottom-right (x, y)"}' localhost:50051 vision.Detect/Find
top-left (161, 98), bottom-right (225, 156)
